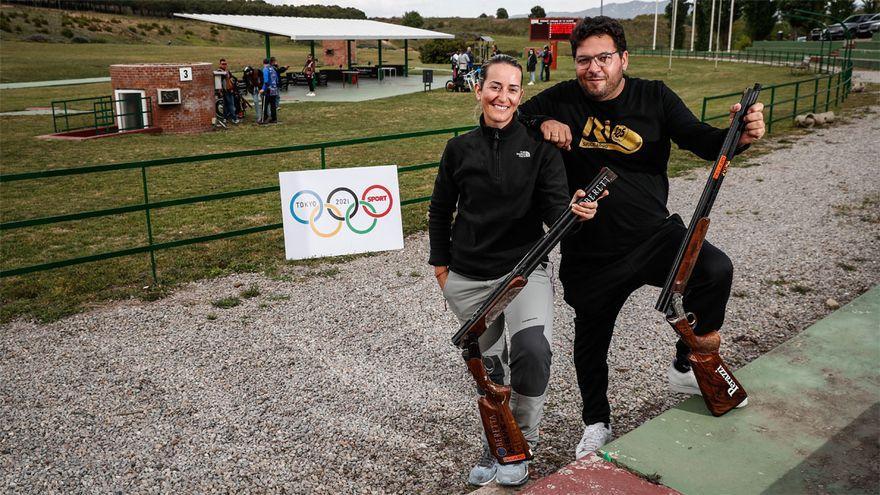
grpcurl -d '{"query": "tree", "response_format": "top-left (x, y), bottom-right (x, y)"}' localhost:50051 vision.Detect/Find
top-left (479, 13), bottom-right (488, 18)
top-left (664, 0), bottom-right (688, 48)
top-left (743, 0), bottom-right (778, 41)
top-left (530, 5), bottom-right (546, 18)
top-left (778, 0), bottom-right (826, 31)
top-left (496, 7), bottom-right (509, 19)
top-left (828, 0), bottom-right (855, 21)
top-left (861, 0), bottom-right (880, 13)
top-left (401, 10), bottom-right (423, 28)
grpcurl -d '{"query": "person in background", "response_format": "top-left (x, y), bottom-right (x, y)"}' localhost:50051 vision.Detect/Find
top-left (304, 54), bottom-right (317, 97)
top-left (492, 43), bottom-right (499, 57)
top-left (270, 56), bottom-right (288, 114)
top-left (243, 65), bottom-right (263, 124)
top-left (526, 48), bottom-right (538, 86)
top-left (541, 45), bottom-right (552, 82)
top-left (451, 49), bottom-right (461, 80)
top-left (218, 58), bottom-right (239, 124)
top-left (466, 46), bottom-right (474, 73)
top-left (458, 48), bottom-right (470, 77)
top-left (260, 58), bottom-right (279, 123)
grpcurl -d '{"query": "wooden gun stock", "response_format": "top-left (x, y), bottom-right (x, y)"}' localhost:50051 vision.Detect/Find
top-left (655, 84), bottom-right (760, 416)
top-left (667, 317), bottom-right (748, 416)
top-left (466, 342), bottom-right (532, 464)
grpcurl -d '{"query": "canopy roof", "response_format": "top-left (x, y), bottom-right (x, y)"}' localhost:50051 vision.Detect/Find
top-left (174, 14), bottom-right (455, 41)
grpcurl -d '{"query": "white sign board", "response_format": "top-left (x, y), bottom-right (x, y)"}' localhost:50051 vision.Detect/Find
top-left (279, 165), bottom-right (404, 260)
top-left (179, 67), bottom-right (193, 81)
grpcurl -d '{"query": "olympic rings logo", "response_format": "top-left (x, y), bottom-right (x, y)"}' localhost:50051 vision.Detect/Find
top-left (289, 184), bottom-right (393, 238)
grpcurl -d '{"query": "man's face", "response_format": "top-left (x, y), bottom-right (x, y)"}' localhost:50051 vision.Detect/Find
top-left (574, 34), bottom-right (628, 101)
top-left (220, 61), bottom-right (228, 71)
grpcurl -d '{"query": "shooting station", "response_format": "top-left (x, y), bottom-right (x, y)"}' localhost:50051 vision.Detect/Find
top-left (174, 14), bottom-right (454, 102)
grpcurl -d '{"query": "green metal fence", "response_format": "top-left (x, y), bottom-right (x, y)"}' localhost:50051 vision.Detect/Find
top-left (0, 125), bottom-right (473, 281)
top-left (630, 47), bottom-right (843, 74)
top-left (51, 95), bottom-right (155, 134)
top-left (700, 63), bottom-right (853, 133)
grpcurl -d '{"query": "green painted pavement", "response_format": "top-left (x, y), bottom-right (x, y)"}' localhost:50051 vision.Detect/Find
top-left (600, 285), bottom-right (880, 495)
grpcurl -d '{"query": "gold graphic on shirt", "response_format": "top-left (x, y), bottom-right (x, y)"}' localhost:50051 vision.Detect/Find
top-left (578, 117), bottom-right (643, 154)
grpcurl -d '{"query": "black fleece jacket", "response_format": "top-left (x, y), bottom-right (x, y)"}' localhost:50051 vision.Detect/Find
top-left (428, 117), bottom-right (570, 280)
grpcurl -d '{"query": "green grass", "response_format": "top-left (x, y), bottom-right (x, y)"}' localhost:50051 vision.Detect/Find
top-left (0, 41), bottom-right (871, 322)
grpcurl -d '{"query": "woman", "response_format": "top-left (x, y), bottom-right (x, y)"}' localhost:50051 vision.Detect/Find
top-left (526, 48), bottom-right (537, 86)
top-left (304, 54), bottom-right (317, 97)
top-left (428, 55), bottom-right (603, 488)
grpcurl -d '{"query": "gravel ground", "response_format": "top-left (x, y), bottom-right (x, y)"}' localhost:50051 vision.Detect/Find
top-left (2, 107), bottom-right (879, 494)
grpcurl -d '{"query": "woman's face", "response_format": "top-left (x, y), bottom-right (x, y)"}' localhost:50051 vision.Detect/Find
top-left (475, 63), bottom-right (523, 128)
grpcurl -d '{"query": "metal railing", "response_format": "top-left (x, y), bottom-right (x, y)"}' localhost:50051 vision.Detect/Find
top-left (700, 62), bottom-right (853, 133)
top-left (630, 47), bottom-right (844, 74)
top-left (0, 125), bottom-right (474, 281)
top-left (51, 95), bottom-right (154, 134)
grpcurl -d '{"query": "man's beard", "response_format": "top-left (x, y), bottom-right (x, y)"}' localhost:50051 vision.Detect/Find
top-left (579, 69), bottom-right (624, 101)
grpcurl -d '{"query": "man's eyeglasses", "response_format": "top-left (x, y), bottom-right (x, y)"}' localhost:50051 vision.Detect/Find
top-left (575, 51), bottom-right (619, 68)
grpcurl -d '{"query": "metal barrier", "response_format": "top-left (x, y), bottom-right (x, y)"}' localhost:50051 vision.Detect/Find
top-left (0, 125), bottom-right (474, 280)
top-left (630, 47), bottom-right (842, 74)
top-left (700, 62), bottom-right (853, 133)
top-left (51, 95), bottom-right (154, 134)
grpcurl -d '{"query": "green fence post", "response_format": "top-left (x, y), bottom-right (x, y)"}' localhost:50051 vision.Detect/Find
top-left (792, 82), bottom-right (799, 118)
top-left (835, 70), bottom-right (841, 106)
top-left (825, 74), bottom-right (832, 111)
top-left (701, 97), bottom-right (708, 122)
top-left (320, 147), bottom-right (326, 169)
top-left (812, 77), bottom-right (819, 112)
top-left (63, 101), bottom-right (70, 133)
top-left (140, 166), bottom-right (158, 284)
top-left (767, 86), bottom-right (775, 134)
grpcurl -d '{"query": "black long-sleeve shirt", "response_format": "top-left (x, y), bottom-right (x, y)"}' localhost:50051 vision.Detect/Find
top-left (428, 117), bottom-right (570, 280)
top-left (519, 76), bottom-right (729, 267)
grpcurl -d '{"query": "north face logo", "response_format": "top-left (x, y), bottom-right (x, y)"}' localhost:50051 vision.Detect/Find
top-left (516, 151), bottom-right (531, 158)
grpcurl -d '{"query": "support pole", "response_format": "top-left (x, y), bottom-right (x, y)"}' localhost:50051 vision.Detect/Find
top-left (378, 39), bottom-right (383, 81)
top-left (691, 0), bottom-right (697, 51)
top-left (652, 0), bottom-right (659, 50)
top-left (264, 33), bottom-right (271, 59)
top-left (347, 40), bottom-right (352, 70)
top-left (708, 0), bottom-right (716, 52)
top-left (404, 39), bottom-right (409, 77)
top-left (310, 40), bottom-right (315, 60)
top-left (726, 0), bottom-right (735, 52)
top-left (669, 0), bottom-right (678, 70)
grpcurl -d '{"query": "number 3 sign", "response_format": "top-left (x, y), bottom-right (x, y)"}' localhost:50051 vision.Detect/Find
top-left (179, 67), bottom-right (192, 81)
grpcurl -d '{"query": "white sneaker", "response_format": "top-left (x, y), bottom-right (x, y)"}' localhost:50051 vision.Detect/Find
top-left (496, 460), bottom-right (529, 486)
top-left (467, 446), bottom-right (497, 486)
top-left (667, 362), bottom-right (748, 408)
top-left (575, 422), bottom-right (612, 459)
top-left (306, 92), bottom-right (316, 97)
top-left (528, 81), bottom-right (535, 85)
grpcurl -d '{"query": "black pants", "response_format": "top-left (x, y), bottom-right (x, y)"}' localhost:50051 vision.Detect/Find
top-left (566, 223), bottom-right (733, 426)
top-left (541, 64), bottom-right (550, 81)
top-left (262, 92), bottom-right (277, 122)
top-left (308, 76), bottom-right (315, 92)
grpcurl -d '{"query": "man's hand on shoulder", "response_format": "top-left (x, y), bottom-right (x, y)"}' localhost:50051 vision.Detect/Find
top-left (729, 102), bottom-right (765, 146)
top-left (540, 120), bottom-right (573, 151)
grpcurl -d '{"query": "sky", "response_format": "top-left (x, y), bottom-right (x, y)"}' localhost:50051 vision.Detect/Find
top-left (267, 0), bottom-right (626, 18)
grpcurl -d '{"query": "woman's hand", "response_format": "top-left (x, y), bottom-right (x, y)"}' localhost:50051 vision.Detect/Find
top-left (570, 189), bottom-right (609, 222)
top-left (434, 266), bottom-right (449, 290)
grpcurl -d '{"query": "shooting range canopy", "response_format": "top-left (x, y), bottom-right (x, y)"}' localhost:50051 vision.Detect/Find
top-left (173, 14), bottom-right (455, 41)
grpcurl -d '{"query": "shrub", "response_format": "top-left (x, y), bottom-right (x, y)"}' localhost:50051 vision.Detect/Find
top-left (733, 34), bottom-right (752, 51)
top-left (70, 35), bottom-right (91, 43)
top-left (418, 38), bottom-right (467, 63)
top-left (111, 18), bottom-right (121, 24)
top-left (61, 27), bottom-right (74, 38)
top-left (128, 25), bottom-right (137, 33)
top-left (25, 33), bottom-right (49, 42)
top-left (87, 25), bottom-right (99, 31)
top-left (0, 18), bottom-right (11, 32)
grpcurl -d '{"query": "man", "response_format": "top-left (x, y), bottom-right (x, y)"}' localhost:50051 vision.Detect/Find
top-left (243, 65), bottom-right (263, 124)
top-left (540, 45), bottom-right (552, 81)
top-left (270, 56), bottom-right (288, 115)
top-left (518, 16), bottom-right (765, 458)
top-left (458, 48), bottom-right (470, 76)
top-left (466, 46), bottom-right (474, 72)
top-left (260, 58), bottom-right (279, 123)
top-left (451, 50), bottom-right (460, 80)
top-left (218, 58), bottom-right (239, 124)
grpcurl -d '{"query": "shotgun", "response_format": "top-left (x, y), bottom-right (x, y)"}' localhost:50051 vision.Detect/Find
top-left (655, 83), bottom-right (761, 417)
top-left (452, 167), bottom-right (617, 464)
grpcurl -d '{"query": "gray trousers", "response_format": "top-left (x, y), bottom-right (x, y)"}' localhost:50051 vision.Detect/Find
top-left (443, 266), bottom-right (554, 449)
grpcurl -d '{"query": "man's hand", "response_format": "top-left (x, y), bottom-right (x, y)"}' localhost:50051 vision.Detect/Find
top-left (729, 102), bottom-right (765, 147)
top-left (570, 189), bottom-right (608, 222)
top-left (434, 266), bottom-right (449, 290)
top-left (540, 120), bottom-right (573, 151)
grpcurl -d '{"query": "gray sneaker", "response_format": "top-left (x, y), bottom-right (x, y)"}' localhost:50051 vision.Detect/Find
top-left (467, 446), bottom-right (497, 486)
top-left (575, 422), bottom-right (612, 459)
top-left (496, 460), bottom-right (529, 486)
